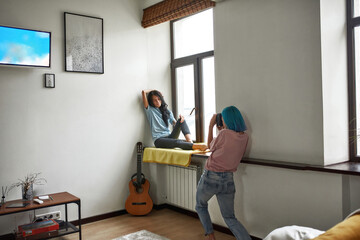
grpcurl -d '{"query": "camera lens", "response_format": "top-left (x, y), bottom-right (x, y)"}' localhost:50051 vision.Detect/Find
top-left (216, 113), bottom-right (223, 127)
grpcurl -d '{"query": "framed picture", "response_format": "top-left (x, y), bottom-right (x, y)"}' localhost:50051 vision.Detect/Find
top-left (64, 12), bottom-right (104, 74)
top-left (44, 74), bottom-right (55, 88)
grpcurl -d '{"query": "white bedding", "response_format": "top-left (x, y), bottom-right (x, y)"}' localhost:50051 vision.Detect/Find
top-left (263, 225), bottom-right (325, 240)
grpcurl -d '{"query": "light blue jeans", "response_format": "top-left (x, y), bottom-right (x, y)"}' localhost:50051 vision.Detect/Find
top-left (195, 170), bottom-right (251, 240)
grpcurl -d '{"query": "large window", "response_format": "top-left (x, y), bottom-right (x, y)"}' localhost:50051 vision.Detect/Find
top-left (171, 9), bottom-right (215, 142)
top-left (348, 0), bottom-right (360, 160)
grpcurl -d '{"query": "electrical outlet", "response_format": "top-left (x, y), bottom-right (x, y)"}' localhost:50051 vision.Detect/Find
top-left (35, 211), bottom-right (61, 221)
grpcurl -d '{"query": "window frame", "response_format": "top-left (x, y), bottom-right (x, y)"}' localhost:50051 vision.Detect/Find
top-left (170, 12), bottom-right (215, 143)
top-left (347, 0), bottom-right (360, 161)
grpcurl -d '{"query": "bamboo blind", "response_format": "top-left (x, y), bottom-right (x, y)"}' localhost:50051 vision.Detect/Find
top-left (142, 0), bottom-right (215, 28)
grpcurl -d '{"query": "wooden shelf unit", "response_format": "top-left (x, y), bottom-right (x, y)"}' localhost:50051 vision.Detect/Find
top-left (0, 192), bottom-right (81, 240)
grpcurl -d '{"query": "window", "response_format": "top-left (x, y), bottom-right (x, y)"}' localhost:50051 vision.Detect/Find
top-left (171, 9), bottom-right (215, 143)
top-left (348, 0), bottom-right (360, 161)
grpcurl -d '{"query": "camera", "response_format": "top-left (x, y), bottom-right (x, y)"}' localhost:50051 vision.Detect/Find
top-left (216, 113), bottom-right (223, 127)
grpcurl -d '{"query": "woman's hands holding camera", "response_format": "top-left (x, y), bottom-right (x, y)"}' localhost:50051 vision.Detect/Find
top-left (209, 114), bottom-right (217, 129)
top-left (209, 113), bottom-right (224, 132)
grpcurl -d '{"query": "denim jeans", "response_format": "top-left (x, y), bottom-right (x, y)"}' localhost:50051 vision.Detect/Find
top-left (154, 119), bottom-right (193, 150)
top-left (195, 170), bottom-right (251, 240)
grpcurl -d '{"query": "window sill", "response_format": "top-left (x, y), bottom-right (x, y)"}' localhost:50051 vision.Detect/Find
top-left (192, 153), bottom-right (360, 176)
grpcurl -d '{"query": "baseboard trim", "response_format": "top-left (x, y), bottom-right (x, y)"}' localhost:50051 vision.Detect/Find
top-left (0, 204), bottom-right (261, 240)
top-left (70, 209), bottom-right (128, 226)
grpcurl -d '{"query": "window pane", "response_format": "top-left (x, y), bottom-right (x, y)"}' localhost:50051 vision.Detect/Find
top-left (355, 0), bottom-right (360, 18)
top-left (202, 57), bottom-right (216, 143)
top-left (355, 27), bottom-right (360, 155)
top-left (176, 65), bottom-right (196, 140)
top-left (173, 9), bottom-right (214, 59)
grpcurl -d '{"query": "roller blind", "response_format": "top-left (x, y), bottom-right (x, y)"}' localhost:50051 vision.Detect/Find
top-left (142, 0), bottom-right (215, 28)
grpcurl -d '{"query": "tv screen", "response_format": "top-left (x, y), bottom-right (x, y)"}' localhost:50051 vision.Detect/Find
top-left (0, 25), bottom-right (51, 68)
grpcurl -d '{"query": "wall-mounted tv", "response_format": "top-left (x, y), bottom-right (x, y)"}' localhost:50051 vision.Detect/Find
top-left (0, 25), bottom-right (51, 68)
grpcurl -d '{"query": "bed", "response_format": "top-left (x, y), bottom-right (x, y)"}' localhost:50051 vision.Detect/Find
top-left (263, 209), bottom-right (360, 240)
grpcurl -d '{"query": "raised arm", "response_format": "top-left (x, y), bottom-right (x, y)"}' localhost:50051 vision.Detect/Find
top-left (142, 89), bottom-right (152, 109)
top-left (207, 114), bottom-right (217, 148)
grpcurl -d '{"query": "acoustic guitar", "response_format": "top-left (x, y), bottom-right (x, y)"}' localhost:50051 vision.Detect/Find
top-left (125, 142), bottom-right (153, 215)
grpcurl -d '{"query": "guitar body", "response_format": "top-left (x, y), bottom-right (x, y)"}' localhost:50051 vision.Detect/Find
top-left (125, 178), bottom-right (153, 216)
top-left (125, 142), bottom-right (153, 216)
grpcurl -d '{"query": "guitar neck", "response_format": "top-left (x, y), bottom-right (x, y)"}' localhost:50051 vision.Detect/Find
top-left (137, 154), bottom-right (142, 184)
top-left (136, 142), bottom-right (143, 186)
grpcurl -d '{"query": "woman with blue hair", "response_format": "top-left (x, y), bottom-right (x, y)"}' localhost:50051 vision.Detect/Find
top-left (195, 106), bottom-right (251, 240)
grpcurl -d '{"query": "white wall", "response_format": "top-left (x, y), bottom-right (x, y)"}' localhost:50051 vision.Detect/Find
top-left (0, 0), bottom-right (171, 235)
top-left (213, 0), bottom-right (348, 166)
top-left (214, 0), bottom-right (324, 165)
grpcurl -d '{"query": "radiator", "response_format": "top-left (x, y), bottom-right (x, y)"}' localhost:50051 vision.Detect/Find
top-left (166, 164), bottom-right (202, 211)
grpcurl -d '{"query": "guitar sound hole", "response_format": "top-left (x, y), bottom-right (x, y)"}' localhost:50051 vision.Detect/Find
top-left (136, 187), bottom-right (144, 194)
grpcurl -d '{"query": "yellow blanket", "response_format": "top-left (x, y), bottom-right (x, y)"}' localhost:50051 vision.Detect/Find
top-left (310, 213), bottom-right (360, 240)
top-left (143, 147), bottom-right (206, 167)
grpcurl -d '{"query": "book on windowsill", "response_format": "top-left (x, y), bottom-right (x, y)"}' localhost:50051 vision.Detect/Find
top-left (18, 219), bottom-right (59, 237)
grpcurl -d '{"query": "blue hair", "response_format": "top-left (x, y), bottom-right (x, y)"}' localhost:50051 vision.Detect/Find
top-left (221, 106), bottom-right (247, 132)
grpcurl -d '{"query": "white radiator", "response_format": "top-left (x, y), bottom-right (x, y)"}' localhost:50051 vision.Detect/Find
top-left (166, 164), bottom-right (202, 211)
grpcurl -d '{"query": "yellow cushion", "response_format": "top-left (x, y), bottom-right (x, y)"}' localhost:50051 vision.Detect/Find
top-left (311, 214), bottom-right (360, 240)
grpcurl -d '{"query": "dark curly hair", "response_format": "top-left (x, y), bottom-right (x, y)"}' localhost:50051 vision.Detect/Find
top-left (147, 90), bottom-right (171, 127)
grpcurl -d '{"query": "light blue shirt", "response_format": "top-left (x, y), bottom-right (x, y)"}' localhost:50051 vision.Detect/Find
top-left (145, 106), bottom-right (176, 141)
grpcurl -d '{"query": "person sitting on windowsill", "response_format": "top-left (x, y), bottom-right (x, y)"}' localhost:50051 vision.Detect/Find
top-left (142, 89), bottom-right (207, 151)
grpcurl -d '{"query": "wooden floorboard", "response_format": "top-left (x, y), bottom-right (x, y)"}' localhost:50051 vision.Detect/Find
top-left (54, 208), bottom-right (235, 240)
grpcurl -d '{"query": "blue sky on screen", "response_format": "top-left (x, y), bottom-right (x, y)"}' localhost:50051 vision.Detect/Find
top-left (0, 26), bottom-right (50, 66)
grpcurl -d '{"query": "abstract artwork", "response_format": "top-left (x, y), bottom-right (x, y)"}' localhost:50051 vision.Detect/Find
top-left (44, 73), bottom-right (55, 88)
top-left (64, 12), bottom-right (104, 74)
